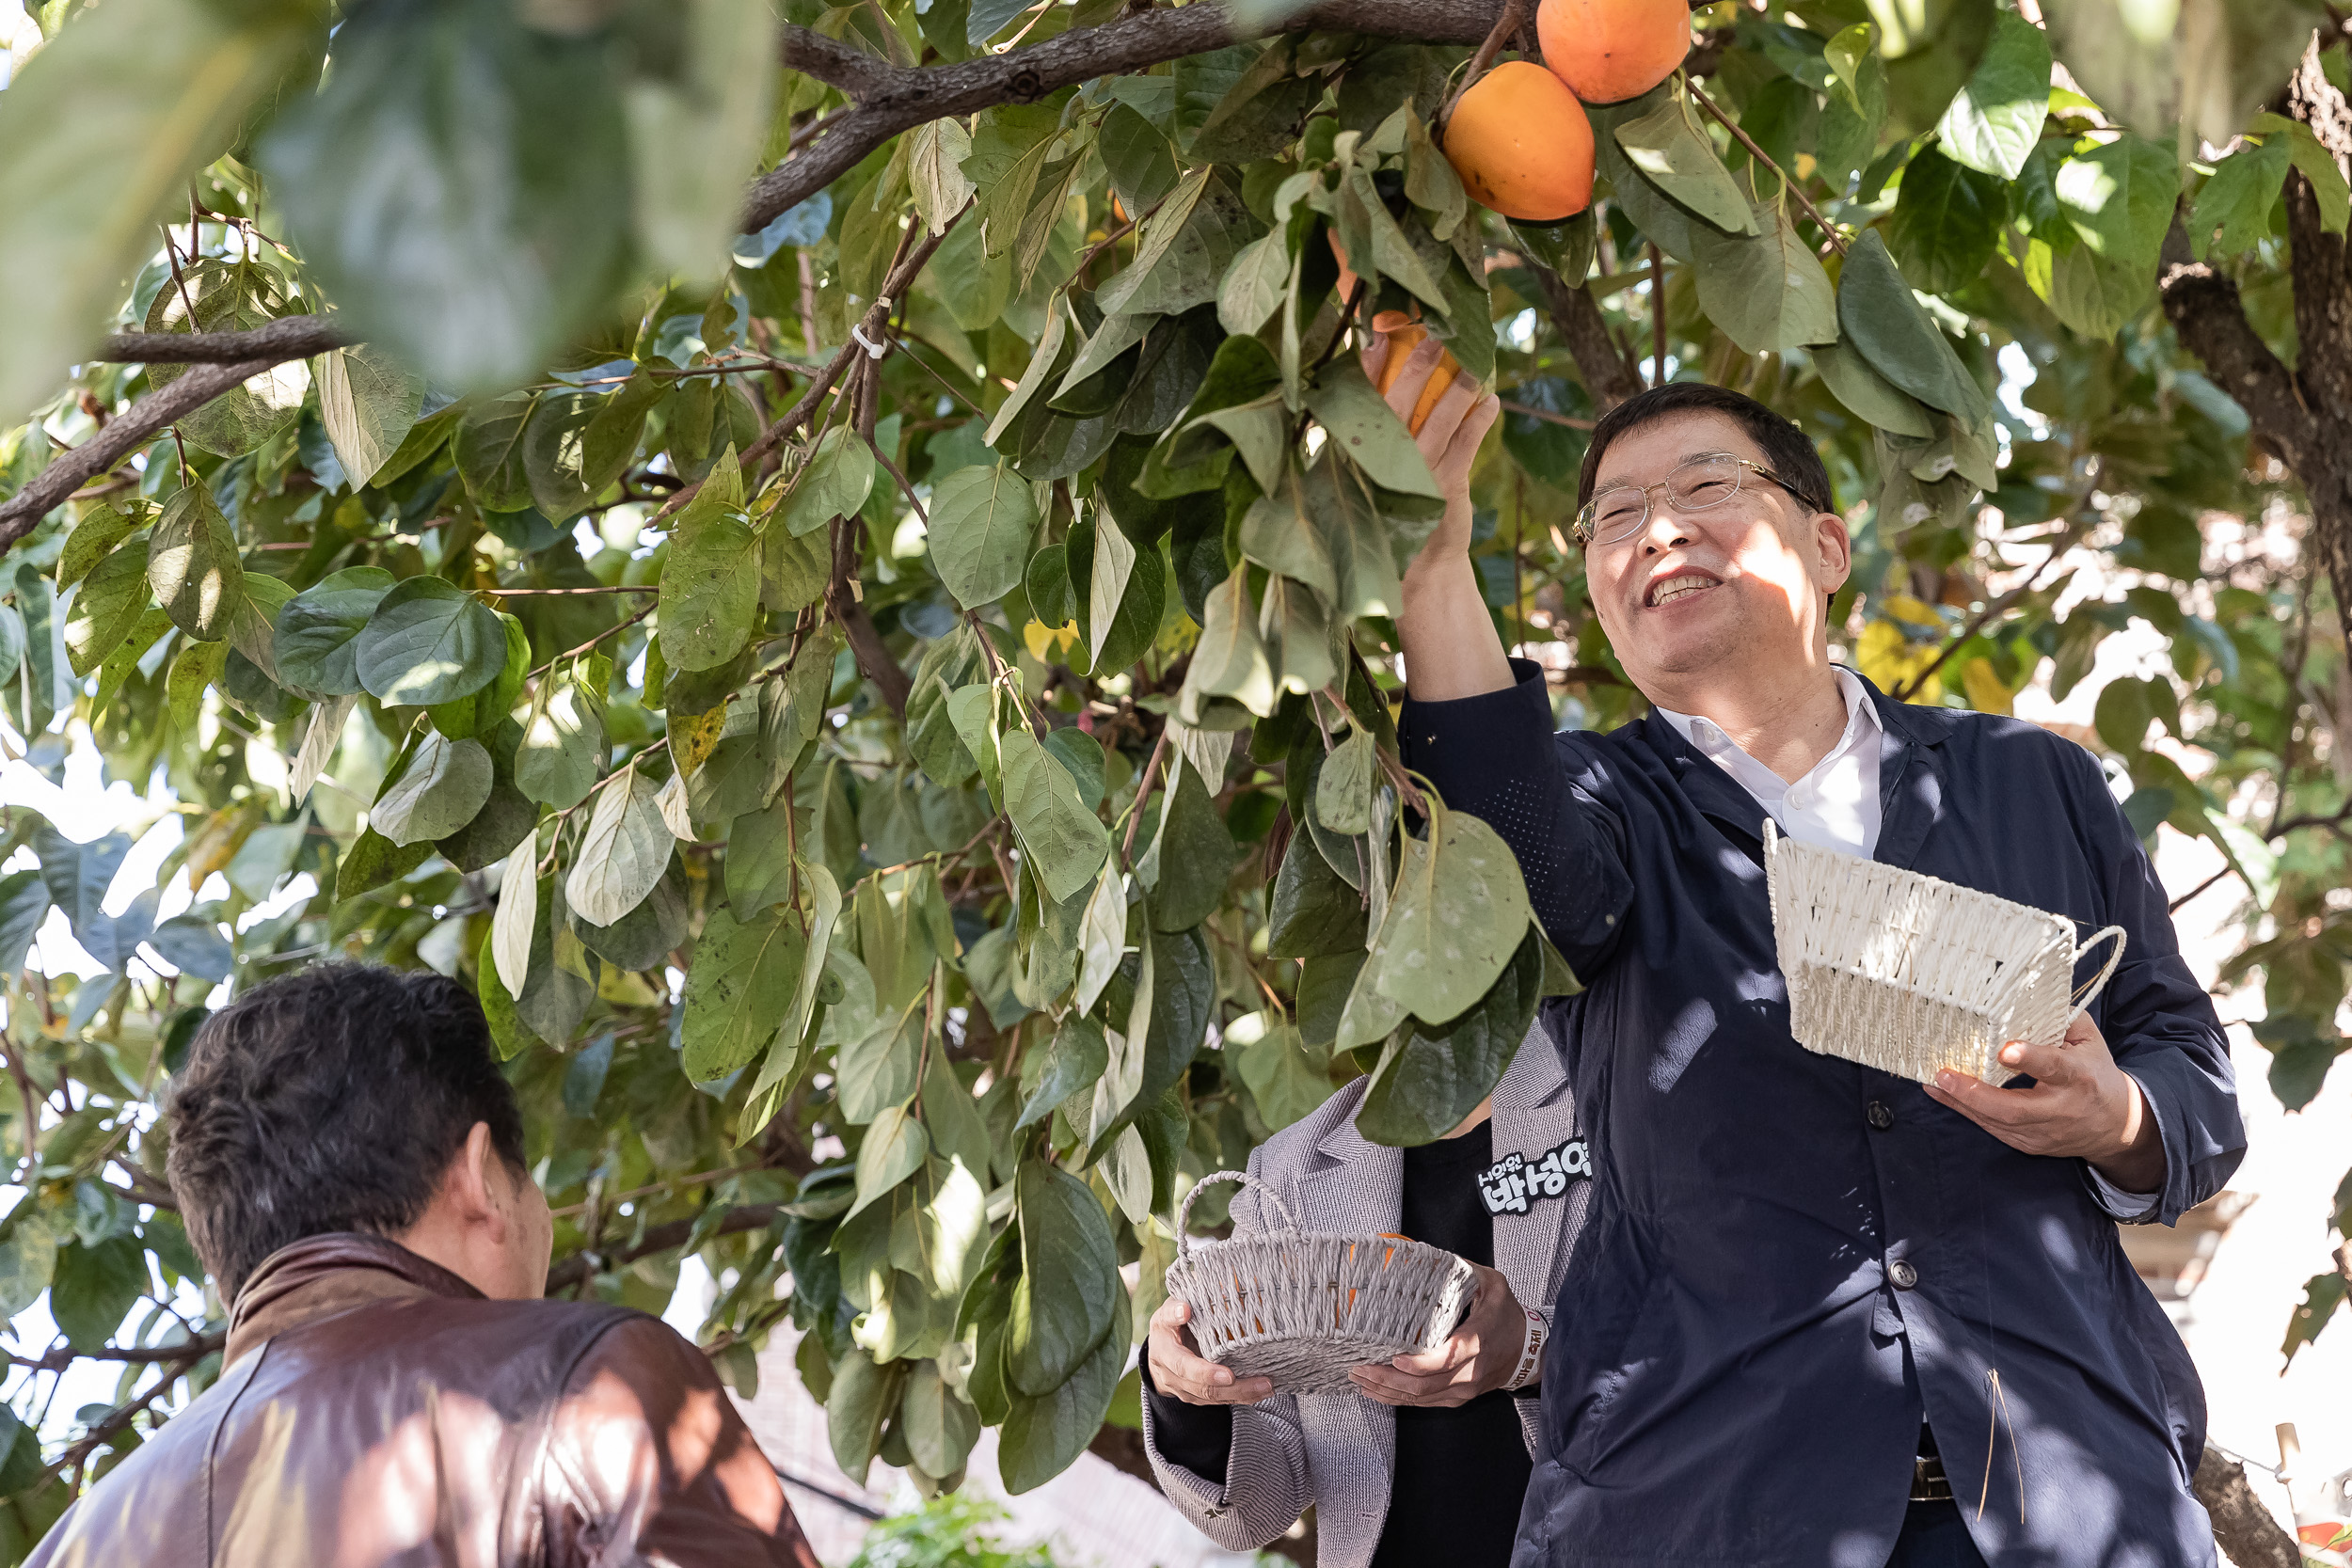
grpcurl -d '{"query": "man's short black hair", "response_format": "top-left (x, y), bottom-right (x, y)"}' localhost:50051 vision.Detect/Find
top-left (1575, 383), bottom-right (1836, 518)
top-left (167, 963), bottom-right (526, 1302)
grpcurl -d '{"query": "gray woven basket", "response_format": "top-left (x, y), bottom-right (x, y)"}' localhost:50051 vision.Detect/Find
top-left (1764, 819), bottom-right (2126, 1086)
top-left (1163, 1171), bottom-right (1478, 1396)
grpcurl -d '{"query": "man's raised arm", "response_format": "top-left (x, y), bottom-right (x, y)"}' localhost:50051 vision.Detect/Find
top-left (1374, 341), bottom-right (1633, 978)
top-left (1370, 333), bottom-right (1515, 703)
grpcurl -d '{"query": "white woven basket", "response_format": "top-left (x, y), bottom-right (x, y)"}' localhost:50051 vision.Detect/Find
top-left (1163, 1171), bottom-right (1478, 1396)
top-left (1763, 820), bottom-right (2126, 1086)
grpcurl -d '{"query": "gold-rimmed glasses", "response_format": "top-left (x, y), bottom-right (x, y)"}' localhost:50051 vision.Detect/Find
top-left (1572, 455), bottom-right (1819, 547)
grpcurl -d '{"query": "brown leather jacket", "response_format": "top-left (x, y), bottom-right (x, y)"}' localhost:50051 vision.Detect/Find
top-left (26, 1233), bottom-right (820, 1568)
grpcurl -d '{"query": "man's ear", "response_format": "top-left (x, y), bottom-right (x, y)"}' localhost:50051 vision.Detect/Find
top-left (1812, 509), bottom-right (1852, 598)
top-left (448, 1121), bottom-right (503, 1227)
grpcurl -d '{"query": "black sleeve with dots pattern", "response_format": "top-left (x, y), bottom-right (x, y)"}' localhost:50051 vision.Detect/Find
top-left (1398, 658), bottom-right (1635, 979)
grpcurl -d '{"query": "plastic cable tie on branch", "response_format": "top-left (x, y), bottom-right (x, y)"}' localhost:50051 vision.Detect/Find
top-left (850, 324), bottom-right (887, 360)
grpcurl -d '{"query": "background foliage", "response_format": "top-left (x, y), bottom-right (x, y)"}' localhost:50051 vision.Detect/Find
top-left (0, 0), bottom-right (2346, 1555)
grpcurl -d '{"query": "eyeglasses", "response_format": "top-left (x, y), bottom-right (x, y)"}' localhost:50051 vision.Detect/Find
top-left (1572, 456), bottom-right (1822, 547)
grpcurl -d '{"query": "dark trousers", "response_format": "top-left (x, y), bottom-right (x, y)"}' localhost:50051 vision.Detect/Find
top-left (1886, 1501), bottom-right (1992, 1567)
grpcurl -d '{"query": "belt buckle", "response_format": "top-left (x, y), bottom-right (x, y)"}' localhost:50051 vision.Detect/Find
top-left (1910, 1453), bottom-right (1954, 1503)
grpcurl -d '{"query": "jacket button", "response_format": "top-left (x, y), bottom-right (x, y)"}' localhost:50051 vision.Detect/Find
top-left (1867, 1101), bottom-right (1894, 1131)
top-left (1888, 1259), bottom-right (1919, 1290)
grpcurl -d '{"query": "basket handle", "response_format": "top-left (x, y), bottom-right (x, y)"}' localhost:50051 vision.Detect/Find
top-left (1174, 1171), bottom-right (1298, 1259)
top-left (2067, 926), bottom-right (2128, 1019)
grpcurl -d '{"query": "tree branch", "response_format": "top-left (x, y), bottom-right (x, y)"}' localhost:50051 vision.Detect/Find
top-left (2192, 1443), bottom-right (2298, 1568)
top-left (0, 357), bottom-right (282, 547)
top-left (97, 315), bottom-right (352, 364)
top-left (545, 1202), bottom-right (784, 1294)
top-left (751, 0), bottom-right (1510, 230)
top-left (2157, 213), bottom-right (2320, 474)
top-left (1530, 267), bottom-right (1645, 410)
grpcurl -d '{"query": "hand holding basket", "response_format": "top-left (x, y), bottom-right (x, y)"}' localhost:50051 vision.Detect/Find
top-left (1162, 1172), bottom-right (1478, 1397)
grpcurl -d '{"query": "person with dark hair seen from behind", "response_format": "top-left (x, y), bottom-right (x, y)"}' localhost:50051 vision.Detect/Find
top-left (24, 961), bottom-right (818, 1568)
top-left (1369, 332), bottom-right (2244, 1567)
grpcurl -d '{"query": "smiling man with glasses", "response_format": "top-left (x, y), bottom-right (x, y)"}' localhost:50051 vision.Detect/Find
top-left (1365, 340), bottom-right (2243, 1568)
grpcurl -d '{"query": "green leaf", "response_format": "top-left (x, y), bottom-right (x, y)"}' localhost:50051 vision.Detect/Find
top-left (928, 463), bottom-right (1041, 610)
top-left (783, 424), bottom-right (878, 538)
top-left (315, 344), bottom-right (425, 489)
top-left (999, 728), bottom-right (1109, 906)
top-left (1612, 92), bottom-right (1759, 236)
top-left (827, 1349), bottom-right (894, 1485)
top-left (1887, 147), bottom-right (2010, 297)
top-left (2282, 1269), bottom-right (2348, 1368)
top-left (838, 998), bottom-right (924, 1125)
top-left (519, 389), bottom-right (604, 523)
top-left (1810, 340), bottom-right (1935, 437)
top-left (1267, 828), bottom-right (1368, 958)
top-left (1216, 232), bottom-right (1291, 340)
top-left (64, 541), bottom-right (151, 679)
top-left (1933, 8), bottom-right (2050, 181)
top-left (516, 673), bottom-right (607, 810)
top-left (1009, 1160), bottom-right (1119, 1397)
top-left (1150, 766), bottom-right (1237, 932)
top-left (1836, 230), bottom-right (1992, 427)
top-left (1002, 1269), bottom-right (1127, 1493)
top-left (1098, 168), bottom-right (1263, 318)
top-left (1178, 566), bottom-right (1276, 722)
top-left (274, 565), bottom-right (398, 696)
top-left (1100, 103), bottom-right (1181, 218)
top-left (371, 732), bottom-right (494, 846)
top-left (1357, 928), bottom-right (1543, 1147)
top-left (1021, 1016), bottom-right (1111, 1131)
top-left (627, 0), bottom-right (774, 282)
top-left (147, 486), bottom-right (252, 647)
top-left (1306, 362), bottom-right (1443, 499)
top-left (564, 768), bottom-right (675, 927)
top-left (1298, 948), bottom-right (1363, 1048)
top-left (0, 1223), bottom-right (57, 1322)
top-left (0, 871), bottom-right (54, 982)
top-left (2190, 135), bottom-right (2291, 260)
top-left (57, 502), bottom-right (147, 594)
top-left (1314, 729), bottom-right (1376, 837)
top-left (454, 393), bottom-right (536, 512)
top-left (681, 903), bottom-right (806, 1081)
top-left (332, 827), bottom-right (434, 904)
top-left (2054, 131), bottom-right (2178, 269)
top-left (660, 445), bottom-right (759, 672)
top-left (49, 1235), bottom-right (147, 1353)
top-left (478, 926), bottom-right (544, 1061)
top-left (1238, 469), bottom-right (1337, 605)
top-left (909, 117), bottom-right (977, 238)
top-left (849, 1103), bottom-right (928, 1222)
top-left (1232, 1021), bottom-right (1335, 1132)
top-left (355, 577), bottom-right (510, 707)
top-left (901, 1357), bottom-right (982, 1480)
top-left (258, 0), bottom-right (630, 389)
top-left (0, 0), bottom-right (326, 422)
top-left (1063, 520), bottom-right (1166, 678)
top-left (1368, 800), bottom-right (1534, 1026)
top-left (2283, 119), bottom-right (2352, 237)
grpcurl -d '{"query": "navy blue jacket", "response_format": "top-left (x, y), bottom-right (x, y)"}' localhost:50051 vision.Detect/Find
top-left (1400, 661), bottom-right (2244, 1568)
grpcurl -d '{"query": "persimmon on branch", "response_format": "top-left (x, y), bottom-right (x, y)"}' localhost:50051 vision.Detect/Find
top-left (751, 0), bottom-right (1514, 229)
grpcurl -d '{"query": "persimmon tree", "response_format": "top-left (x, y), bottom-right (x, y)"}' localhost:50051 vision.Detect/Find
top-left (0, 0), bottom-right (2345, 1559)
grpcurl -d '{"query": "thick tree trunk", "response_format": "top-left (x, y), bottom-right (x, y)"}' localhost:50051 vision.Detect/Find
top-left (1534, 268), bottom-right (1647, 412)
top-left (2162, 26), bottom-right (2352, 644)
top-left (2284, 34), bottom-right (2352, 635)
top-left (2193, 1444), bottom-right (2300, 1568)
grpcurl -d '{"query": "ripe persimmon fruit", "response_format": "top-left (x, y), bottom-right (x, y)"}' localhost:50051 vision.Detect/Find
top-left (1442, 60), bottom-right (1596, 223)
top-left (1537, 0), bottom-right (1691, 105)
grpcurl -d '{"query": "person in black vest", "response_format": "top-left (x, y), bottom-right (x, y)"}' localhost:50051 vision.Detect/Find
top-left (1138, 1029), bottom-right (1590, 1568)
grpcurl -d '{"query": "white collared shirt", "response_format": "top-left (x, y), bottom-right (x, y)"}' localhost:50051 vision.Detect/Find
top-left (1653, 667), bottom-right (1884, 858)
